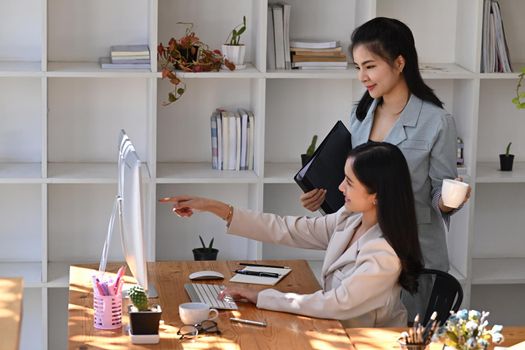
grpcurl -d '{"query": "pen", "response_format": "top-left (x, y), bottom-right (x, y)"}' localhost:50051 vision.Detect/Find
top-left (234, 269), bottom-right (280, 278)
top-left (239, 262), bottom-right (290, 269)
top-left (230, 317), bottom-right (267, 327)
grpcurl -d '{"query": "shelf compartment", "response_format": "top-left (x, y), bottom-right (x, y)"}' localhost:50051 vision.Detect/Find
top-left (0, 163), bottom-right (42, 183)
top-left (48, 78), bottom-right (149, 163)
top-left (157, 162), bottom-right (258, 184)
top-left (156, 183), bottom-right (259, 261)
top-left (480, 62), bottom-right (525, 79)
top-left (46, 62), bottom-right (153, 77)
top-left (0, 77), bottom-right (43, 164)
top-left (48, 184), bottom-right (125, 263)
top-left (0, 184), bottom-right (42, 262)
top-left (48, 0), bottom-right (150, 63)
top-left (476, 162), bottom-right (525, 183)
top-left (20, 288), bottom-right (44, 350)
top-left (472, 258), bottom-right (525, 284)
top-left (47, 162), bottom-right (152, 183)
top-left (0, 0), bottom-right (42, 63)
top-left (0, 262), bottom-right (42, 287)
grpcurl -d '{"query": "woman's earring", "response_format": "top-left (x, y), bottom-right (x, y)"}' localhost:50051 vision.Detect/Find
top-left (373, 199), bottom-right (377, 205)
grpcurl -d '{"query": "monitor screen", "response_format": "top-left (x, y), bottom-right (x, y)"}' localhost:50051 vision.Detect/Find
top-left (117, 130), bottom-right (148, 291)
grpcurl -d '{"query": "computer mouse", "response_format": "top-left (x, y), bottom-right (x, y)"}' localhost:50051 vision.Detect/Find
top-left (188, 270), bottom-right (225, 281)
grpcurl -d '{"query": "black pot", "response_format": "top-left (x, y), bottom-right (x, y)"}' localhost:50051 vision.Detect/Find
top-left (178, 45), bottom-right (199, 62)
top-left (192, 248), bottom-right (219, 261)
top-left (499, 154), bottom-right (515, 171)
top-left (301, 154), bottom-right (312, 167)
top-left (128, 305), bottom-right (162, 335)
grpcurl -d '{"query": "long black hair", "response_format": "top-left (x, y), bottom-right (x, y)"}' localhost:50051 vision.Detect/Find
top-left (350, 17), bottom-right (443, 121)
top-left (348, 141), bottom-right (423, 294)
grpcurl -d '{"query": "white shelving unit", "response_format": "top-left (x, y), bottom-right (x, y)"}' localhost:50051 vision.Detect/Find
top-left (1, 0), bottom-right (524, 348)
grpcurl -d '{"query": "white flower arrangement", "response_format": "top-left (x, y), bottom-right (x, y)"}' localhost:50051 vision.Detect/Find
top-left (434, 309), bottom-right (504, 350)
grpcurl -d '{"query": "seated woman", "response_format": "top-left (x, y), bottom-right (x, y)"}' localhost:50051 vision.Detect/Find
top-left (160, 142), bottom-right (423, 327)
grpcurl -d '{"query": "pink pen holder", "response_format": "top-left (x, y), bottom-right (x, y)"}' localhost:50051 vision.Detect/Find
top-left (93, 292), bottom-right (122, 329)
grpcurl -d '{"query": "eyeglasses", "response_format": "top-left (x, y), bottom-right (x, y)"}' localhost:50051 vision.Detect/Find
top-left (177, 320), bottom-right (221, 340)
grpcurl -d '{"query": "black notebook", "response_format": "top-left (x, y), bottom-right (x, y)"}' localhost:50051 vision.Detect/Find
top-left (294, 121), bottom-right (352, 214)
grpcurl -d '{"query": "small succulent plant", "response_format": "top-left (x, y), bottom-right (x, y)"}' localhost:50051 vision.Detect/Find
top-left (198, 235), bottom-right (214, 250)
top-left (306, 135), bottom-right (318, 156)
top-left (225, 16), bottom-right (247, 46)
top-left (128, 285), bottom-right (149, 311)
top-left (505, 141), bottom-right (512, 156)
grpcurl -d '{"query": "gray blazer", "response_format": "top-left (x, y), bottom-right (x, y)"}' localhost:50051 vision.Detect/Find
top-left (228, 207), bottom-right (407, 327)
top-left (350, 95), bottom-right (458, 271)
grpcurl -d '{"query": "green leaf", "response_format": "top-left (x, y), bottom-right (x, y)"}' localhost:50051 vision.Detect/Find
top-left (177, 88), bottom-right (185, 95)
top-left (521, 67), bottom-right (525, 74)
top-left (168, 92), bottom-right (176, 102)
top-left (209, 238), bottom-right (214, 249)
top-left (520, 102), bottom-right (525, 109)
top-left (512, 97), bottom-right (519, 104)
top-left (199, 235), bottom-right (206, 249)
top-left (237, 27), bottom-right (246, 36)
top-left (519, 92), bottom-right (525, 98)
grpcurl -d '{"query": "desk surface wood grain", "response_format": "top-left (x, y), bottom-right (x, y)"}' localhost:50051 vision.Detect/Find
top-left (0, 277), bottom-right (23, 350)
top-left (68, 260), bottom-right (351, 350)
top-left (346, 327), bottom-right (525, 350)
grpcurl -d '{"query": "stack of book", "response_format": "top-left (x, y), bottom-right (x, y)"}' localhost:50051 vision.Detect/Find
top-left (290, 40), bottom-right (347, 70)
top-left (481, 0), bottom-right (512, 73)
top-left (211, 108), bottom-right (255, 171)
top-left (100, 44), bottom-right (151, 69)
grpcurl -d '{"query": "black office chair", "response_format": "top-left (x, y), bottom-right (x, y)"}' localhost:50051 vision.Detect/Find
top-left (421, 268), bottom-right (463, 325)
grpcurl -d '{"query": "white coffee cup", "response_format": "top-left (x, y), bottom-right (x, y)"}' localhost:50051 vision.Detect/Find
top-left (179, 302), bottom-right (218, 325)
top-left (442, 179), bottom-right (469, 208)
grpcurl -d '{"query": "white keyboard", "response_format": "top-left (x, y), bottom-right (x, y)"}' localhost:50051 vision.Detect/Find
top-left (184, 283), bottom-right (238, 310)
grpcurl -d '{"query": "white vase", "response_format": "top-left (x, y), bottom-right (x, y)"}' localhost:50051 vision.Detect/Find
top-left (222, 44), bottom-right (246, 69)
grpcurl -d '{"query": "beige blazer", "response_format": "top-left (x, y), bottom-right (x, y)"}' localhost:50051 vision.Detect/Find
top-left (227, 207), bottom-right (407, 327)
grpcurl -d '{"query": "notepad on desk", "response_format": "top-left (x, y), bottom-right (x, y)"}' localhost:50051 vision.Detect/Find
top-left (230, 266), bottom-right (292, 286)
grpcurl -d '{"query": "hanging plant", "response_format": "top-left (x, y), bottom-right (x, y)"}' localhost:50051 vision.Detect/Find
top-left (158, 23), bottom-right (235, 106)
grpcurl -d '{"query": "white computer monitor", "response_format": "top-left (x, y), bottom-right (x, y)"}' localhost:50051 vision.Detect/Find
top-left (99, 129), bottom-right (156, 297)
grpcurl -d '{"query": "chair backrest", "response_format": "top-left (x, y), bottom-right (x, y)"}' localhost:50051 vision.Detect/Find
top-left (421, 268), bottom-right (463, 325)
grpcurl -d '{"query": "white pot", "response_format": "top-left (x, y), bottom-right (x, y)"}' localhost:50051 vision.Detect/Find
top-left (222, 44), bottom-right (246, 69)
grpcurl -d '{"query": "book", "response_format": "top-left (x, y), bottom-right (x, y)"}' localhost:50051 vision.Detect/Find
top-left (221, 111), bottom-right (230, 170)
top-left (267, 6), bottom-right (276, 69)
top-left (290, 50), bottom-right (345, 57)
top-left (272, 5), bottom-right (286, 69)
top-left (228, 111), bottom-right (237, 170)
top-left (111, 57), bottom-right (150, 64)
top-left (247, 111), bottom-right (255, 170)
top-left (292, 55), bottom-right (347, 63)
top-left (292, 61), bottom-right (348, 68)
top-left (110, 44), bottom-right (149, 56)
top-left (99, 57), bottom-right (150, 69)
top-left (239, 109), bottom-right (248, 170)
top-left (281, 3), bottom-right (292, 70)
top-left (210, 111), bottom-right (218, 169)
top-left (235, 112), bottom-right (241, 171)
top-left (290, 40), bottom-right (339, 49)
top-left (216, 112), bottom-right (223, 170)
top-left (290, 46), bottom-right (343, 53)
top-left (294, 121), bottom-right (352, 214)
top-left (229, 266), bottom-right (292, 286)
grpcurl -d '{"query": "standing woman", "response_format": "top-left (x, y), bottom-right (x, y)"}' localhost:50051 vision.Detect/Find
top-left (300, 17), bottom-right (470, 318)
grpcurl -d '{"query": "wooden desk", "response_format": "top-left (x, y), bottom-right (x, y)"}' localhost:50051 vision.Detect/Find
top-left (346, 327), bottom-right (525, 350)
top-left (0, 277), bottom-right (24, 350)
top-left (68, 260), bottom-right (351, 349)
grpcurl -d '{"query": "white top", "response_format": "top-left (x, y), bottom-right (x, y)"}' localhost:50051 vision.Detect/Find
top-left (227, 207), bottom-right (407, 327)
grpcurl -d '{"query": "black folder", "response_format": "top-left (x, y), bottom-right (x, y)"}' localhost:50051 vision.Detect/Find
top-left (294, 121), bottom-right (352, 214)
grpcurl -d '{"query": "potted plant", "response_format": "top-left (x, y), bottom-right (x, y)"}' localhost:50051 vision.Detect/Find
top-left (127, 285), bottom-right (162, 341)
top-left (301, 135), bottom-right (318, 166)
top-left (222, 16), bottom-right (247, 69)
top-left (192, 235), bottom-right (218, 261)
top-left (499, 141), bottom-right (514, 171)
top-left (158, 22), bottom-right (235, 106)
top-left (512, 67), bottom-right (525, 109)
